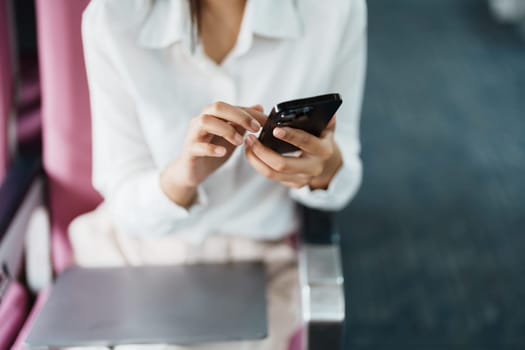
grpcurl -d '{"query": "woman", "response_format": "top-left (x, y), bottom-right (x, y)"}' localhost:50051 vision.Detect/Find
top-left (73, 0), bottom-right (366, 349)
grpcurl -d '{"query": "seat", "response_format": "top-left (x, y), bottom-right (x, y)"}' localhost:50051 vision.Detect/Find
top-left (1, 0), bottom-right (347, 349)
top-left (31, 0), bottom-right (102, 273)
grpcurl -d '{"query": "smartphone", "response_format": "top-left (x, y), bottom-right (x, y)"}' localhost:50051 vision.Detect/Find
top-left (258, 93), bottom-right (342, 154)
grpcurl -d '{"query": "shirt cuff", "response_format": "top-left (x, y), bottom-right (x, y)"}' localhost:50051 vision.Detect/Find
top-left (289, 164), bottom-right (355, 210)
top-left (150, 174), bottom-right (208, 219)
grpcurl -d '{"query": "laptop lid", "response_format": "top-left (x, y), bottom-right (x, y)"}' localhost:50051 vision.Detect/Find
top-left (26, 262), bottom-right (267, 348)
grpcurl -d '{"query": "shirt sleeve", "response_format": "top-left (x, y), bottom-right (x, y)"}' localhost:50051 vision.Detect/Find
top-left (290, 0), bottom-right (367, 210)
top-left (82, 5), bottom-right (207, 238)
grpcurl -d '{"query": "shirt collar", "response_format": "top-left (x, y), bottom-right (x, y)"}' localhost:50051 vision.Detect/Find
top-left (137, 0), bottom-right (303, 50)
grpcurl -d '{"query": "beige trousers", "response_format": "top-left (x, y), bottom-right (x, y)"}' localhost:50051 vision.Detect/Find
top-left (68, 205), bottom-right (301, 350)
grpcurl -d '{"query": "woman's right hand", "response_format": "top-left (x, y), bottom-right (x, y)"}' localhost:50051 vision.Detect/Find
top-left (160, 102), bottom-right (267, 208)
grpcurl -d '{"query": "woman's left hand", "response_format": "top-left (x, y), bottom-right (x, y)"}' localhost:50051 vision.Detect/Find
top-left (244, 117), bottom-right (343, 190)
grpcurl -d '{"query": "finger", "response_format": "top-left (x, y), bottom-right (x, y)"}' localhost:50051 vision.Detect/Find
top-left (245, 145), bottom-right (312, 183)
top-left (272, 127), bottom-right (326, 156)
top-left (326, 115), bottom-right (336, 131)
top-left (190, 142), bottom-right (227, 157)
top-left (240, 106), bottom-right (267, 126)
top-left (281, 180), bottom-right (310, 189)
top-left (204, 102), bottom-right (261, 132)
top-left (245, 135), bottom-right (321, 176)
top-left (320, 127), bottom-right (335, 140)
top-left (320, 116), bottom-right (336, 139)
top-left (197, 114), bottom-right (244, 146)
top-left (248, 104), bottom-right (264, 112)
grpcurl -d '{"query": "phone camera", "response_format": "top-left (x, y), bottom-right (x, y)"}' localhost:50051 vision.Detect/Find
top-left (280, 113), bottom-right (297, 121)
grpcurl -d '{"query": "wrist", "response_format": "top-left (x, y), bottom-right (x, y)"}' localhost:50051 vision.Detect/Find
top-left (160, 162), bottom-right (198, 208)
top-left (309, 145), bottom-right (343, 190)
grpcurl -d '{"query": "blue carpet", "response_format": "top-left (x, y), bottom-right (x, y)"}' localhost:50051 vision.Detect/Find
top-left (340, 0), bottom-right (525, 349)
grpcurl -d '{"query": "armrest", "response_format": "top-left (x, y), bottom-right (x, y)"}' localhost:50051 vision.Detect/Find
top-left (0, 155), bottom-right (42, 298)
top-left (298, 205), bottom-right (337, 245)
top-left (298, 205), bottom-right (345, 350)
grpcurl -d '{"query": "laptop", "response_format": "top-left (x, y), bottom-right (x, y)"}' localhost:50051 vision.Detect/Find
top-left (26, 262), bottom-right (267, 348)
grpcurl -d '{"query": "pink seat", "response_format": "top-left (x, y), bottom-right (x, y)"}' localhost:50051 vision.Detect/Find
top-left (3, 3), bottom-right (97, 345)
top-left (0, 0), bottom-right (15, 182)
top-left (0, 282), bottom-right (29, 350)
top-left (35, 0), bottom-right (102, 272)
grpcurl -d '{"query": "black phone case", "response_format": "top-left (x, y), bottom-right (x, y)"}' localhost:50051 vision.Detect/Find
top-left (258, 93), bottom-right (342, 154)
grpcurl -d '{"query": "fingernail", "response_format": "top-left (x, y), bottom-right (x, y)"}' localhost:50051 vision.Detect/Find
top-left (250, 120), bottom-right (261, 132)
top-left (234, 133), bottom-right (243, 145)
top-left (245, 135), bottom-right (254, 147)
top-left (215, 147), bottom-right (226, 155)
top-left (273, 128), bottom-right (285, 138)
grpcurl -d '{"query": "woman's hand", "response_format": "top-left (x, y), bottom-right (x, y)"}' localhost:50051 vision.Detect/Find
top-left (161, 102), bottom-right (266, 208)
top-left (244, 117), bottom-right (342, 190)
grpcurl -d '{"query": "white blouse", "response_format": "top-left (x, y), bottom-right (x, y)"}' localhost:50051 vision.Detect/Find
top-left (82, 0), bottom-right (367, 241)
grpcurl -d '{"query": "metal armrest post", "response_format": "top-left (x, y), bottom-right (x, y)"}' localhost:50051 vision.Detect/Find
top-left (299, 205), bottom-right (337, 245)
top-left (298, 205), bottom-right (345, 350)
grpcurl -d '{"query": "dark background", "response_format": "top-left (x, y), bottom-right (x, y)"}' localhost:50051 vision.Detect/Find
top-left (340, 0), bottom-right (525, 349)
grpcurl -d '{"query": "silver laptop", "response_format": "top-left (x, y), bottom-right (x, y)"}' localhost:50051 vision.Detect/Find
top-left (26, 262), bottom-right (267, 348)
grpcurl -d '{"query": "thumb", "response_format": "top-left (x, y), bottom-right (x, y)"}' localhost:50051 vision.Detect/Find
top-left (326, 115), bottom-right (337, 131)
top-left (241, 105), bottom-right (267, 126)
top-left (250, 104), bottom-right (264, 112)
